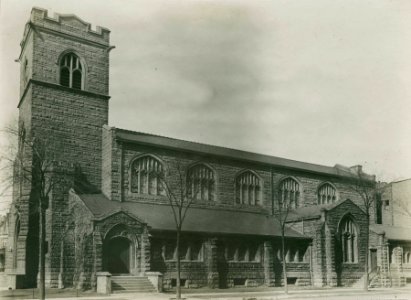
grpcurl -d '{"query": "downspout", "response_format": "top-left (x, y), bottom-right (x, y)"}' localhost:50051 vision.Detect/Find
top-left (390, 184), bottom-right (394, 226)
top-left (309, 241), bottom-right (314, 286)
top-left (302, 218), bottom-right (305, 234)
top-left (119, 141), bottom-right (124, 202)
top-left (271, 167), bottom-right (274, 215)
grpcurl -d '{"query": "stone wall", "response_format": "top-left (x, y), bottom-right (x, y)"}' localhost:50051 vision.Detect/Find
top-left (326, 201), bottom-right (368, 286)
top-left (67, 191), bottom-right (94, 289)
top-left (105, 140), bottom-right (372, 217)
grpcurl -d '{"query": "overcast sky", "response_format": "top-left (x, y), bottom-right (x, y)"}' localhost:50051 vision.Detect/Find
top-left (0, 0), bottom-right (410, 210)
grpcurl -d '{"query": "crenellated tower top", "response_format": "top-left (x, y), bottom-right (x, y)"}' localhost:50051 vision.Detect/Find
top-left (18, 7), bottom-right (113, 97)
top-left (30, 7), bottom-right (109, 42)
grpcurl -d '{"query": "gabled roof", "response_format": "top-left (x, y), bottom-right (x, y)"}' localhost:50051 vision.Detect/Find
top-left (114, 127), bottom-right (374, 181)
top-left (78, 193), bottom-right (307, 239)
top-left (286, 199), bottom-right (364, 222)
top-left (370, 224), bottom-right (411, 242)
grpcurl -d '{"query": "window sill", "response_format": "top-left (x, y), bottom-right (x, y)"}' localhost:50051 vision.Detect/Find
top-left (164, 260), bottom-right (204, 263)
top-left (129, 192), bottom-right (167, 198)
top-left (227, 260), bottom-right (261, 263)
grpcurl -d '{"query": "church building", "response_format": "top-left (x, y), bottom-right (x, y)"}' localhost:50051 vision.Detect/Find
top-left (7, 8), bottom-right (406, 292)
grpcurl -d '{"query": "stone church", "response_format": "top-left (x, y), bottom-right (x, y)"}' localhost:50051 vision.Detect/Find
top-left (7, 7), bottom-right (406, 292)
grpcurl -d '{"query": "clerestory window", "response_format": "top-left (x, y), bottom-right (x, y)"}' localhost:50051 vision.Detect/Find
top-left (236, 171), bottom-right (261, 205)
top-left (279, 178), bottom-right (300, 209)
top-left (60, 53), bottom-right (83, 89)
top-left (130, 155), bottom-right (164, 196)
top-left (187, 164), bottom-right (215, 201)
top-left (317, 183), bottom-right (337, 205)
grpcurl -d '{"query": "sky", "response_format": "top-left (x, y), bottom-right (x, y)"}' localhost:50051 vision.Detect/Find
top-left (0, 0), bottom-right (411, 212)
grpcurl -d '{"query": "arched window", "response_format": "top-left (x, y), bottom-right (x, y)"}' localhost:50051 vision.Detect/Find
top-left (317, 183), bottom-right (337, 205)
top-left (404, 250), bottom-right (411, 264)
top-left (130, 156), bottom-right (164, 195)
top-left (340, 217), bottom-right (358, 263)
top-left (187, 164), bottom-right (215, 201)
top-left (60, 53), bottom-right (83, 89)
top-left (279, 178), bottom-right (300, 209)
top-left (236, 171), bottom-right (261, 205)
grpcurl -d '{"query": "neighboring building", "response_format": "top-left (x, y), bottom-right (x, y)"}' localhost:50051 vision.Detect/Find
top-left (6, 7), bottom-right (406, 292)
top-left (0, 213), bottom-right (9, 288)
top-left (375, 179), bottom-right (411, 228)
top-left (0, 214), bottom-right (8, 271)
top-left (368, 179), bottom-right (411, 287)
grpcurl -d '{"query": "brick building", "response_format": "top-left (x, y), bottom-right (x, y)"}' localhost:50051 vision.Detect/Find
top-left (368, 179), bottom-right (411, 287)
top-left (6, 7), bottom-right (399, 292)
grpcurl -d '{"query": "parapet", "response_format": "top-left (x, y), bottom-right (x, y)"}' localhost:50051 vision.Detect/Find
top-left (28, 7), bottom-right (110, 45)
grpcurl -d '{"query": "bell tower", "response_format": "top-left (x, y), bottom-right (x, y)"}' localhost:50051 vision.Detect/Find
top-left (18, 7), bottom-right (111, 185)
top-left (8, 7), bottom-right (113, 288)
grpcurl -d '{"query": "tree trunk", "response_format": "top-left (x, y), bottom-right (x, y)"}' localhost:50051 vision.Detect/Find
top-left (176, 228), bottom-right (181, 299)
top-left (363, 213), bottom-right (369, 291)
top-left (39, 202), bottom-right (46, 300)
top-left (58, 239), bottom-right (64, 289)
top-left (281, 230), bottom-right (288, 294)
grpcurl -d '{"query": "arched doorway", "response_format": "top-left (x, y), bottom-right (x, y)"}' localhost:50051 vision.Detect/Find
top-left (105, 236), bottom-right (131, 274)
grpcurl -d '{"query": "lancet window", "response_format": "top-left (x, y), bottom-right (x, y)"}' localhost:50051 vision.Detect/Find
top-left (236, 171), bottom-right (261, 205)
top-left (403, 248), bottom-right (411, 264)
top-left (187, 164), bottom-right (215, 201)
top-left (340, 217), bottom-right (358, 263)
top-left (60, 53), bottom-right (83, 89)
top-left (317, 183), bottom-right (337, 205)
top-left (279, 178), bottom-right (300, 209)
top-left (130, 155), bottom-right (164, 195)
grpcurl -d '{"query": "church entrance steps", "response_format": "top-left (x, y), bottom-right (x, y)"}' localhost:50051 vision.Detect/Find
top-left (111, 275), bottom-right (157, 293)
top-left (295, 277), bottom-right (311, 286)
top-left (368, 270), bottom-right (381, 288)
top-left (348, 274), bottom-right (366, 288)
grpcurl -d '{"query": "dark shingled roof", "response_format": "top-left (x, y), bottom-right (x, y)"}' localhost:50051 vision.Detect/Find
top-left (114, 128), bottom-right (374, 180)
top-left (286, 206), bottom-right (325, 222)
top-left (78, 193), bottom-right (307, 239)
top-left (370, 224), bottom-right (411, 242)
top-left (286, 201), bottom-right (344, 222)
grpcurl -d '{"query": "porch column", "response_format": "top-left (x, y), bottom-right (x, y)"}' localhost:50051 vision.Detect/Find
top-left (140, 227), bottom-right (151, 274)
top-left (206, 238), bottom-right (219, 288)
top-left (392, 246), bottom-right (404, 287)
top-left (378, 232), bottom-right (390, 287)
top-left (263, 241), bottom-right (274, 286)
top-left (91, 232), bottom-right (103, 291)
top-left (312, 222), bottom-right (326, 287)
top-left (325, 224), bottom-right (337, 287)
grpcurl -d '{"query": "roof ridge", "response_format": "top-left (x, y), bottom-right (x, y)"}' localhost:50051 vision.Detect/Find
top-left (114, 127), bottom-right (338, 170)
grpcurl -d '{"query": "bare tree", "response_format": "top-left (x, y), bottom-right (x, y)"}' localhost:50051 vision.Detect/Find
top-left (273, 173), bottom-right (294, 294)
top-left (346, 167), bottom-right (378, 291)
top-left (392, 182), bottom-right (411, 218)
top-left (1, 125), bottom-right (65, 300)
top-left (159, 161), bottom-right (198, 300)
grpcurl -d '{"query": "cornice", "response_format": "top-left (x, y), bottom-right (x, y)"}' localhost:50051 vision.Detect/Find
top-left (18, 79), bottom-right (110, 108)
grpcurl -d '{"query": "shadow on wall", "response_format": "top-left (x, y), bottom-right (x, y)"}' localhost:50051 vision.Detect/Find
top-left (73, 165), bottom-right (99, 194)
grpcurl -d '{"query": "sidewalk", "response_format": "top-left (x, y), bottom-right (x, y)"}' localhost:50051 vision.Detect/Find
top-left (1, 286), bottom-right (410, 300)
